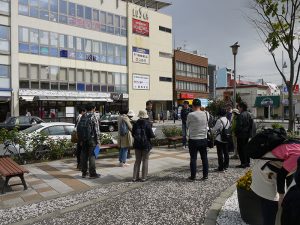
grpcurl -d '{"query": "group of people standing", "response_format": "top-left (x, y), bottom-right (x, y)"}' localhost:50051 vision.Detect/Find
top-left (181, 99), bottom-right (254, 180)
top-left (75, 101), bottom-right (155, 182)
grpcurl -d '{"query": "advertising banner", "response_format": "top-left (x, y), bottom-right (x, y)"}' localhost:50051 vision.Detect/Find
top-left (132, 47), bottom-right (150, 64)
top-left (132, 19), bottom-right (149, 36)
top-left (133, 74), bottom-right (150, 90)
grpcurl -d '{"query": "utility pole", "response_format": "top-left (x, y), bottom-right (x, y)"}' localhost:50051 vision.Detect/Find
top-left (282, 51), bottom-right (287, 121)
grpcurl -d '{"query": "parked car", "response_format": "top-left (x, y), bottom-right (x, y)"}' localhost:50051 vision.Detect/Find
top-left (0, 122), bottom-right (75, 156)
top-left (0, 116), bottom-right (44, 131)
top-left (100, 114), bottom-right (119, 132)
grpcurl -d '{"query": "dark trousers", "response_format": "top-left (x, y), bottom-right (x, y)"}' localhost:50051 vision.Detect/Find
top-left (260, 197), bottom-right (278, 225)
top-left (80, 142), bottom-right (97, 176)
top-left (215, 141), bottom-right (229, 170)
top-left (76, 143), bottom-right (82, 167)
top-left (237, 136), bottom-right (250, 166)
top-left (182, 123), bottom-right (187, 147)
top-left (188, 139), bottom-right (208, 178)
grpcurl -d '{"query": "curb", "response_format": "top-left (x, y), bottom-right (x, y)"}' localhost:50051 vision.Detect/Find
top-left (203, 183), bottom-right (237, 225)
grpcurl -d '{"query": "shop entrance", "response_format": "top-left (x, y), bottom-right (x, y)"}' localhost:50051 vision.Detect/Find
top-left (0, 101), bottom-right (10, 122)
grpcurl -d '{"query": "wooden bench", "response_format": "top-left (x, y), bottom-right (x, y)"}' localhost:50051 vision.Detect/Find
top-left (100, 144), bottom-right (119, 153)
top-left (167, 136), bottom-right (183, 149)
top-left (0, 156), bottom-right (29, 194)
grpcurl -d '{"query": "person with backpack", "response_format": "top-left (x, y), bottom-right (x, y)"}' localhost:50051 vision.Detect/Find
top-left (212, 108), bottom-right (231, 172)
top-left (117, 109), bottom-right (133, 167)
top-left (132, 110), bottom-right (155, 182)
top-left (186, 99), bottom-right (209, 181)
top-left (181, 101), bottom-right (192, 149)
top-left (75, 107), bottom-right (85, 170)
top-left (77, 103), bottom-right (101, 179)
top-left (236, 101), bottom-right (252, 168)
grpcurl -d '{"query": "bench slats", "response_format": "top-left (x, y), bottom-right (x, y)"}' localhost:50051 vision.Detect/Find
top-left (0, 157), bottom-right (28, 177)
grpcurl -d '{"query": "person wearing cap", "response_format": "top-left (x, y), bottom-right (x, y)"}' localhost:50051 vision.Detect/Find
top-left (132, 110), bottom-right (155, 182)
top-left (181, 100), bottom-right (192, 149)
top-left (186, 98), bottom-right (209, 181)
top-left (117, 109), bottom-right (133, 167)
top-left (231, 108), bottom-right (240, 159)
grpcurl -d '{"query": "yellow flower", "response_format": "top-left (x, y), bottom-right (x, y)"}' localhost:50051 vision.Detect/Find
top-left (237, 170), bottom-right (252, 190)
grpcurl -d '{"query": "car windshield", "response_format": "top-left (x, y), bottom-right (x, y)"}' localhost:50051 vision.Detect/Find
top-left (22, 124), bottom-right (43, 134)
top-left (100, 115), bottom-right (111, 120)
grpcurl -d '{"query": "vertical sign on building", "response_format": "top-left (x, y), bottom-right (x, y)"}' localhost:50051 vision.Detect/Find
top-left (132, 47), bottom-right (150, 64)
top-left (132, 19), bottom-right (149, 36)
top-left (133, 74), bottom-right (150, 90)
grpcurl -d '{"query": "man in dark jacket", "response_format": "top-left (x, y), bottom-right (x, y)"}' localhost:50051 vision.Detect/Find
top-left (181, 101), bottom-right (192, 149)
top-left (146, 100), bottom-right (155, 126)
top-left (235, 101), bottom-right (252, 168)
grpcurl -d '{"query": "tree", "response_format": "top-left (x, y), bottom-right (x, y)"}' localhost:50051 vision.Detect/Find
top-left (249, 0), bottom-right (300, 131)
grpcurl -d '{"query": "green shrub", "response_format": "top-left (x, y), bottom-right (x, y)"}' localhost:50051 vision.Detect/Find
top-left (162, 126), bottom-right (182, 137)
top-left (271, 123), bottom-right (284, 129)
top-left (100, 133), bottom-right (114, 144)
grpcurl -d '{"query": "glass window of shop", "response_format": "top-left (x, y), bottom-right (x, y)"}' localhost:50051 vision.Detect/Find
top-left (0, 25), bottom-right (10, 53)
top-left (19, 63), bottom-right (128, 93)
top-left (0, 0), bottom-right (10, 15)
top-left (18, 26), bottom-right (127, 66)
top-left (19, 0), bottom-right (127, 36)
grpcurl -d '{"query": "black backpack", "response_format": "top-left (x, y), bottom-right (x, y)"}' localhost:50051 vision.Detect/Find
top-left (133, 124), bottom-right (148, 150)
top-left (245, 128), bottom-right (287, 159)
top-left (77, 113), bottom-right (94, 144)
top-left (220, 119), bottom-right (232, 143)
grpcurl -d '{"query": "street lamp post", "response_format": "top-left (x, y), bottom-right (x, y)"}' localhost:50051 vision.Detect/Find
top-left (281, 51), bottom-right (287, 121)
top-left (230, 42), bottom-right (240, 108)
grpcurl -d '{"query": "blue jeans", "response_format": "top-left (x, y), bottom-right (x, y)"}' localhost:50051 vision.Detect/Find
top-left (119, 148), bottom-right (128, 163)
top-left (182, 123), bottom-right (187, 147)
top-left (188, 139), bottom-right (208, 178)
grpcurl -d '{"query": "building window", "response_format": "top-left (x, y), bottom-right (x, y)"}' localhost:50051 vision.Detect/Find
top-left (0, 65), bottom-right (9, 78)
top-left (30, 64), bottom-right (39, 80)
top-left (0, 0), bottom-right (10, 15)
top-left (159, 26), bottom-right (172, 33)
top-left (20, 80), bottom-right (30, 89)
top-left (159, 77), bottom-right (172, 82)
top-left (19, 64), bottom-right (29, 79)
top-left (0, 25), bottom-right (10, 53)
top-left (159, 52), bottom-right (172, 58)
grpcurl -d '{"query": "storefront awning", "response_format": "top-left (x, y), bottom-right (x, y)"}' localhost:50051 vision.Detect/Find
top-left (20, 96), bottom-right (34, 101)
top-left (255, 96), bottom-right (280, 108)
top-left (33, 96), bottom-right (111, 102)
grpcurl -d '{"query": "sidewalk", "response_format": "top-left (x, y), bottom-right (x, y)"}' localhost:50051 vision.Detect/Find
top-left (0, 146), bottom-right (218, 208)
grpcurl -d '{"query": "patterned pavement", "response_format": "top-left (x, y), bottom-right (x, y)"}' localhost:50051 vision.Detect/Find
top-left (0, 147), bottom-right (218, 208)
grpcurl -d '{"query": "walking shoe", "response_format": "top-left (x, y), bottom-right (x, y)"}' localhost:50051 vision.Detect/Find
top-left (245, 164), bottom-right (251, 168)
top-left (235, 164), bottom-right (246, 168)
top-left (200, 176), bottom-right (208, 181)
top-left (214, 168), bottom-right (225, 172)
top-left (89, 173), bottom-right (101, 179)
top-left (187, 176), bottom-right (196, 181)
top-left (123, 163), bottom-right (130, 167)
top-left (119, 162), bottom-right (124, 167)
top-left (224, 168), bottom-right (228, 171)
top-left (82, 173), bottom-right (87, 178)
top-left (140, 179), bottom-right (146, 182)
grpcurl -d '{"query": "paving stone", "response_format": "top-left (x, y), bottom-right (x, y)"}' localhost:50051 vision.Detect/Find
top-left (39, 190), bottom-right (59, 198)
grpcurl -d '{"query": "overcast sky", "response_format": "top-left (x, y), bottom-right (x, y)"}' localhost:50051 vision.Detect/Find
top-left (161, 0), bottom-right (286, 84)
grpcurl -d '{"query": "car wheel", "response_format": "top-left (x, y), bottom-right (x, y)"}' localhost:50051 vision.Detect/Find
top-left (108, 125), bottom-right (114, 132)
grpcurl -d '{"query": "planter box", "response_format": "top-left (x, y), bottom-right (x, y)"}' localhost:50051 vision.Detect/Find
top-left (237, 187), bottom-right (263, 225)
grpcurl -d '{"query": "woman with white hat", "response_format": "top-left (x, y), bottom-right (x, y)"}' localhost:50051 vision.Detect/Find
top-left (132, 110), bottom-right (155, 182)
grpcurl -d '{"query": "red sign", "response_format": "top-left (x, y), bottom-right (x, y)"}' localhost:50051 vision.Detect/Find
top-left (180, 93), bottom-right (194, 99)
top-left (294, 84), bottom-right (299, 94)
top-left (132, 19), bottom-right (149, 36)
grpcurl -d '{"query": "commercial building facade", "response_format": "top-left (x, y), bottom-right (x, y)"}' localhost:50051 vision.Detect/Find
top-left (1, 0), bottom-right (172, 122)
top-left (173, 50), bottom-right (209, 107)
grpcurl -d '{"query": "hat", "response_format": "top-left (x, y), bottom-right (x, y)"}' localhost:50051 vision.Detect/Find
top-left (232, 108), bottom-right (240, 114)
top-left (127, 110), bottom-right (135, 117)
top-left (138, 110), bottom-right (149, 119)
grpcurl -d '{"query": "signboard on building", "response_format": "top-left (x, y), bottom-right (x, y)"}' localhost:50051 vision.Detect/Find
top-left (132, 19), bottom-right (149, 36)
top-left (180, 93), bottom-right (194, 99)
top-left (133, 74), bottom-right (150, 90)
top-left (132, 47), bottom-right (150, 64)
top-left (294, 84), bottom-right (299, 94)
top-left (132, 8), bottom-right (149, 21)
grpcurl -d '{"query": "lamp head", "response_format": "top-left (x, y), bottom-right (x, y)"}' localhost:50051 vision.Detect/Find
top-left (230, 42), bottom-right (240, 55)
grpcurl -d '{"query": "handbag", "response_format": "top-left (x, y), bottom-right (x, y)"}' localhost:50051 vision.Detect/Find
top-left (206, 112), bottom-right (214, 148)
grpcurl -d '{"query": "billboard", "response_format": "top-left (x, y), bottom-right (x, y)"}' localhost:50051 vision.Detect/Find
top-left (133, 74), bottom-right (150, 90)
top-left (132, 47), bottom-right (150, 64)
top-left (132, 18), bottom-right (149, 36)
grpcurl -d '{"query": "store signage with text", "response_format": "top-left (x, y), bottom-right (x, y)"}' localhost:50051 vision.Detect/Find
top-left (133, 74), bottom-right (150, 90)
top-left (132, 47), bottom-right (150, 64)
top-left (180, 93), bottom-right (194, 99)
top-left (132, 8), bottom-right (149, 21)
top-left (132, 19), bottom-right (149, 36)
